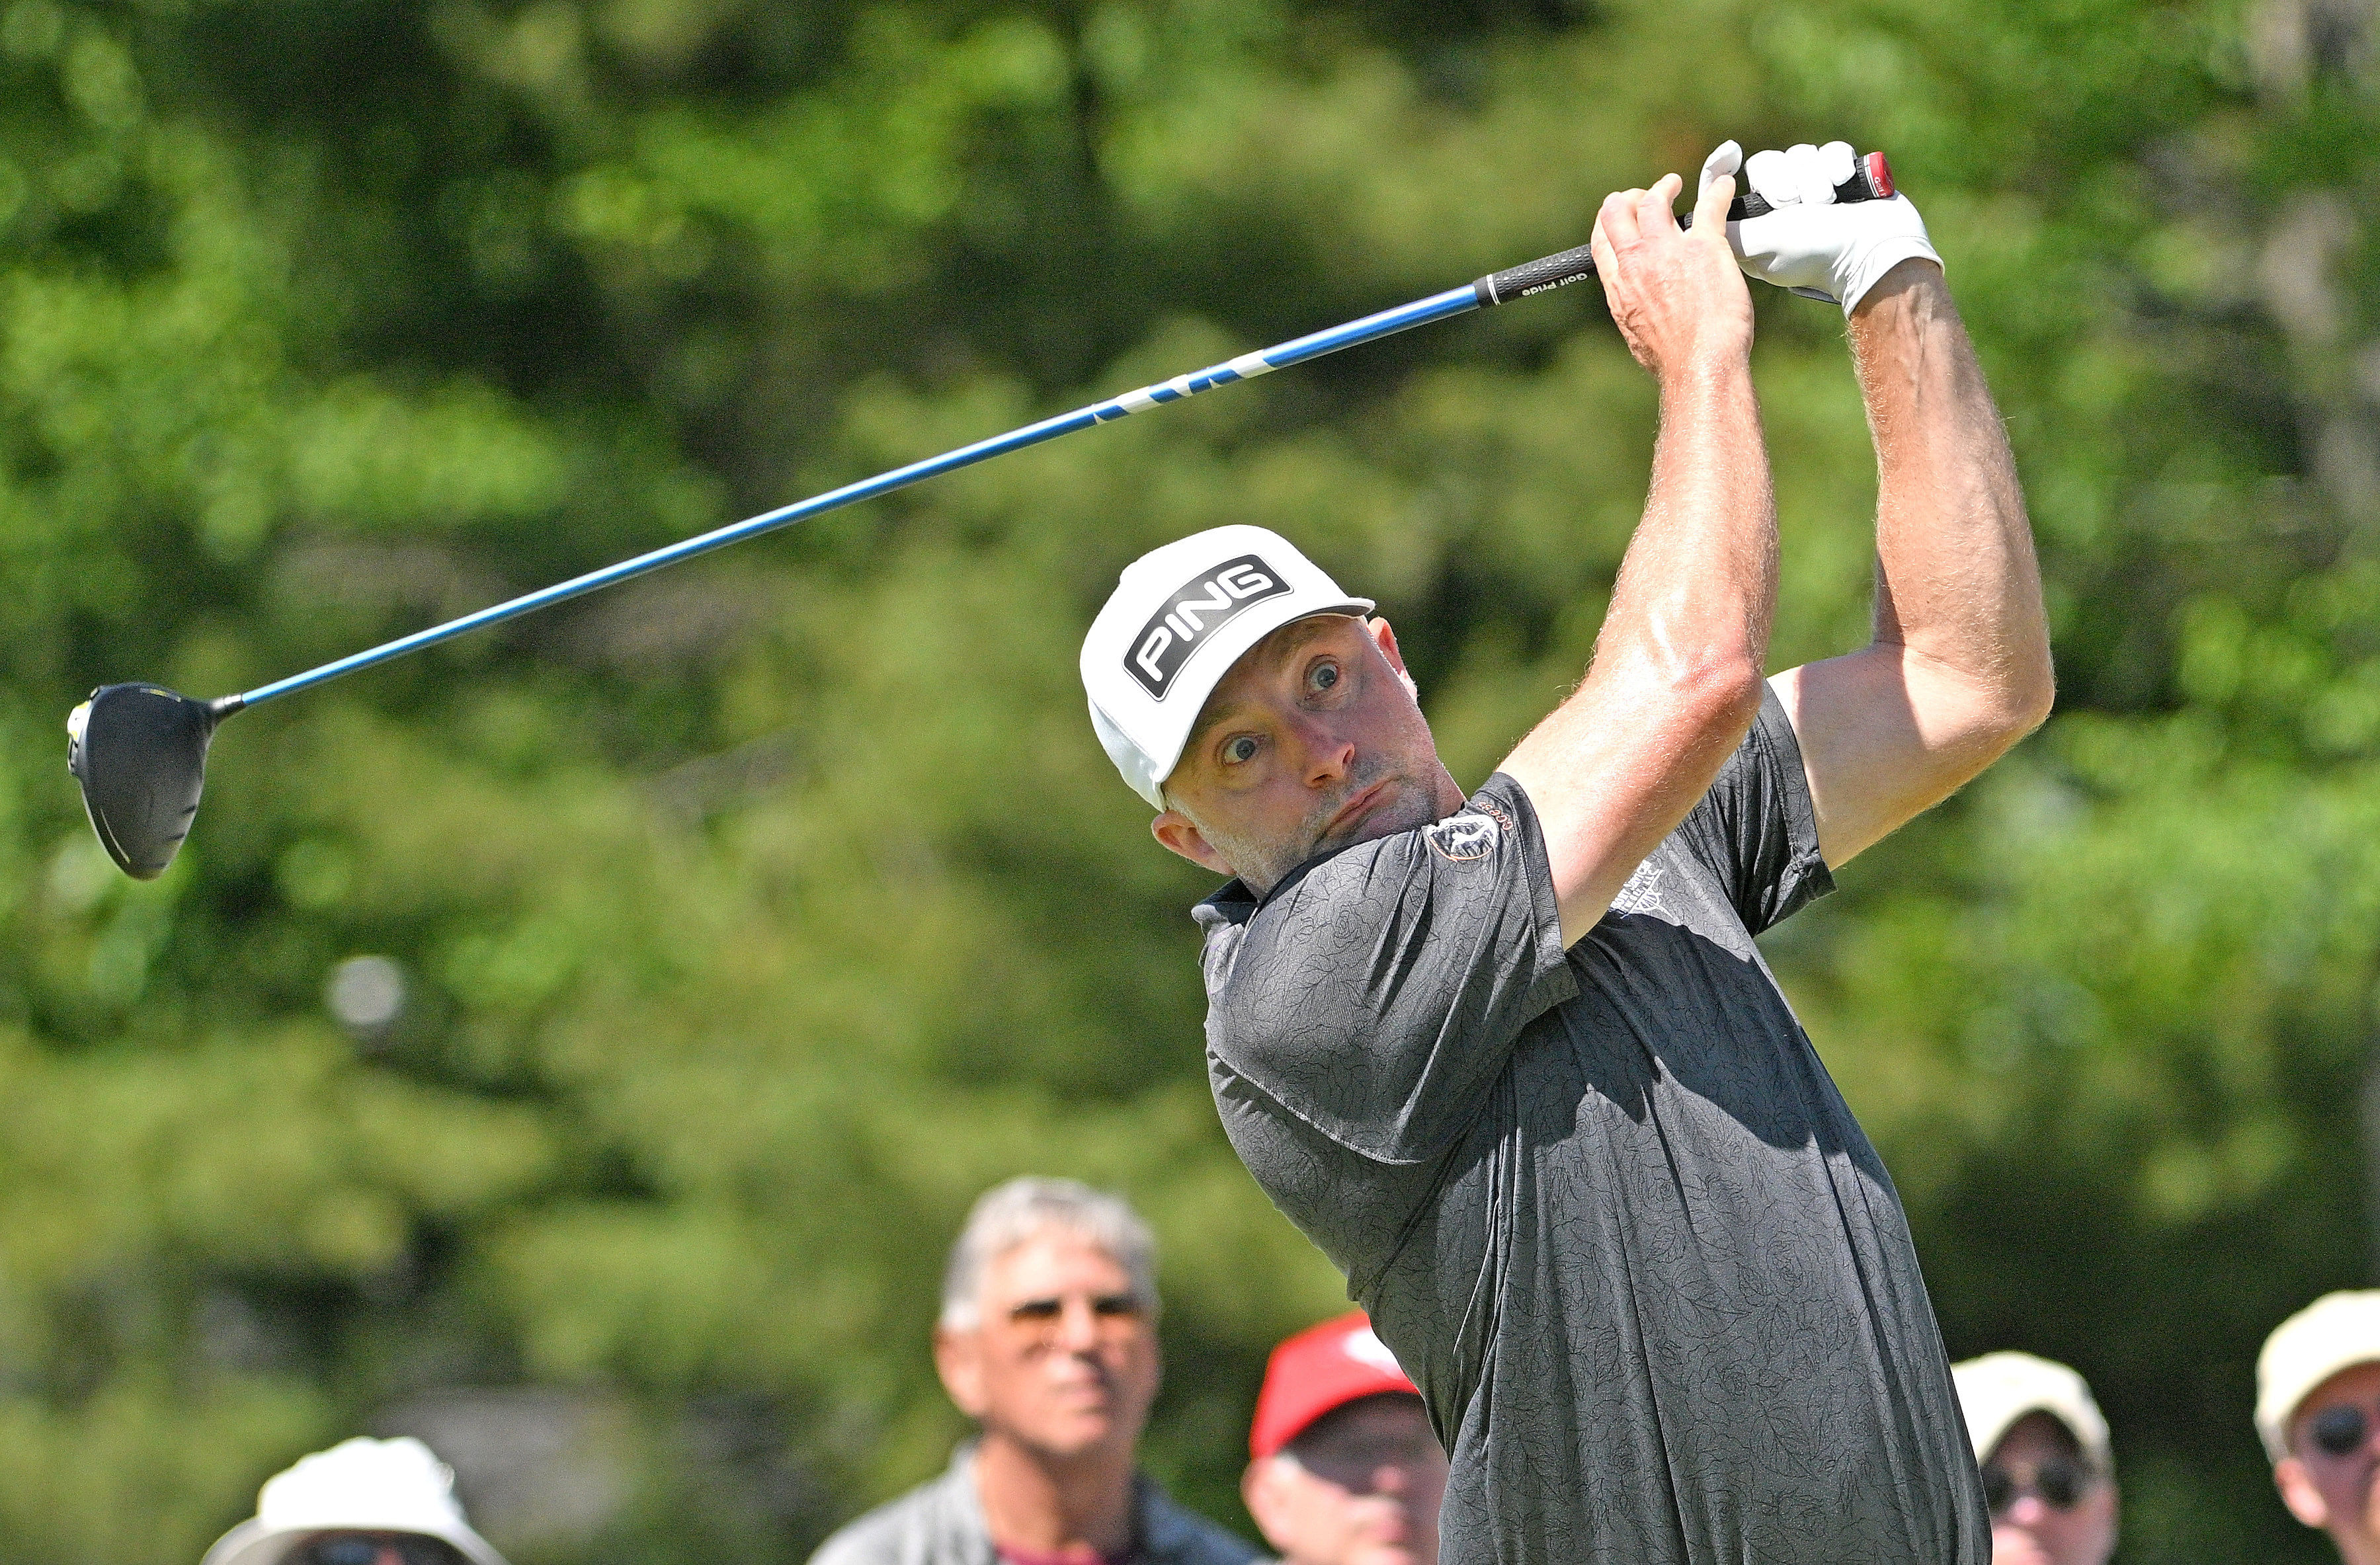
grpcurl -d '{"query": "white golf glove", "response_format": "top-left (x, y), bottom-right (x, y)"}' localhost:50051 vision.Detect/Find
top-left (1700, 140), bottom-right (1941, 313)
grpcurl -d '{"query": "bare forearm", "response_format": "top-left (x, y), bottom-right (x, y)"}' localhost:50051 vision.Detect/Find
top-left (1508, 353), bottom-right (1775, 937)
top-left (1500, 169), bottom-right (1778, 940)
top-left (1848, 262), bottom-right (2051, 716)
top-left (1614, 357), bottom-right (1778, 686)
top-left (1774, 260), bottom-right (2052, 870)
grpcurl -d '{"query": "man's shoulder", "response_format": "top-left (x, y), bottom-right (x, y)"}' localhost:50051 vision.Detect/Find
top-left (1139, 1479), bottom-right (1266, 1565)
top-left (1200, 780), bottom-right (1536, 975)
top-left (807, 1463), bottom-right (979, 1565)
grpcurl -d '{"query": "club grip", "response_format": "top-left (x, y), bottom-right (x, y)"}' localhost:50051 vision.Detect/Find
top-left (1471, 150), bottom-right (1894, 305)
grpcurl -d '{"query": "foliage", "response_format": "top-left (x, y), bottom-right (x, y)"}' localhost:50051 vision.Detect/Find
top-left (0, 0), bottom-right (2373, 1560)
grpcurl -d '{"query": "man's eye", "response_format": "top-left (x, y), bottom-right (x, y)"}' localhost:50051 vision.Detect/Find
top-left (1310, 661), bottom-right (1342, 693)
top-left (1223, 736), bottom-right (1260, 764)
top-left (1010, 1300), bottom-right (1061, 1321)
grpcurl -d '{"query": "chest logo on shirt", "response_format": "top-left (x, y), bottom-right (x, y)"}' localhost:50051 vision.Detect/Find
top-left (1424, 812), bottom-right (1500, 862)
top-left (1126, 554), bottom-right (1292, 699)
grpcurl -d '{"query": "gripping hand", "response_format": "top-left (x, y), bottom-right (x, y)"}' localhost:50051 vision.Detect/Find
top-left (1706, 140), bottom-right (1941, 312)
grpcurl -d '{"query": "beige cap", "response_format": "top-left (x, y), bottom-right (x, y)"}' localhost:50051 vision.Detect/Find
top-left (2258, 1290), bottom-right (2380, 1463)
top-left (1952, 1352), bottom-right (2112, 1469)
top-left (201, 1437), bottom-right (509, 1565)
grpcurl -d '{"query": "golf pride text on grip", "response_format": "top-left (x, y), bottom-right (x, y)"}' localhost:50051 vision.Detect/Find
top-left (1472, 151), bottom-right (1894, 306)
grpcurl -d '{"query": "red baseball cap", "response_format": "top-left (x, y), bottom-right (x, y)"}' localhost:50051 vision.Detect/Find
top-left (1249, 1310), bottom-right (1422, 1459)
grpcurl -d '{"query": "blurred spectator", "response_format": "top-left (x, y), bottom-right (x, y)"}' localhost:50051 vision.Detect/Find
top-left (1950, 1353), bottom-right (2116, 1565)
top-left (811, 1176), bottom-right (1259, 1565)
top-left (1241, 1311), bottom-right (1445, 1565)
top-left (2260, 1289), bottom-right (2380, 1564)
top-left (200, 1437), bottom-right (507, 1565)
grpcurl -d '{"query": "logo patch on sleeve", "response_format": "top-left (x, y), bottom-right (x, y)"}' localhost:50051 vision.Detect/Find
top-left (1126, 554), bottom-right (1292, 699)
top-left (1424, 812), bottom-right (1500, 862)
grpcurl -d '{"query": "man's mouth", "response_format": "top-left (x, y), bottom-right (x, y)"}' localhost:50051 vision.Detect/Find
top-left (1047, 1367), bottom-right (1116, 1404)
top-left (1323, 780), bottom-right (1389, 841)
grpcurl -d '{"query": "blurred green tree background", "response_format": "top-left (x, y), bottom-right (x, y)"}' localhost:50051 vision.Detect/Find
top-left (0, 0), bottom-right (2372, 1558)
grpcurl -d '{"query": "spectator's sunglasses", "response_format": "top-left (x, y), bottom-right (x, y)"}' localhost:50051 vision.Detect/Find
top-left (2308, 1402), bottom-right (2380, 1459)
top-left (1979, 1455), bottom-right (2093, 1515)
top-left (292, 1535), bottom-right (468, 1565)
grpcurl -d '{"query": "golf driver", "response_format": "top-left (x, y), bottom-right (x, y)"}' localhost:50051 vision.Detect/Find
top-left (69, 153), bottom-right (1894, 880)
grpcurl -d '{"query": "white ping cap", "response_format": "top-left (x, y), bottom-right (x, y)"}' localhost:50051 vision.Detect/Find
top-left (201, 1437), bottom-right (509, 1565)
top-left (1081, 526), bottom-right (1372, 809)
top-left (2258, 1289), bottom-right (2380, 1463)
top-left (1951, 1351), bottom-right (2113, 1470)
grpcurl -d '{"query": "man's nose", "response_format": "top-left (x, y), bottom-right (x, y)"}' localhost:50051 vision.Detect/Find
top-left (1288, 713), bottom-right (1355, 788)
top-left (2001, 1494), bottom-right (2051, 1528)
top-left (1055, 1297), bottom-right (1103, 1351)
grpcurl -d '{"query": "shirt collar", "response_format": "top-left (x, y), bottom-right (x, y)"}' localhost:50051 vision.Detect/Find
top-left (1192, 879), bottom-right (1258, 931)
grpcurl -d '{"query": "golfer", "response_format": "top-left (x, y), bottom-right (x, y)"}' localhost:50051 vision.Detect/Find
top-left (1079, 139), bottom-right (2051, 1563)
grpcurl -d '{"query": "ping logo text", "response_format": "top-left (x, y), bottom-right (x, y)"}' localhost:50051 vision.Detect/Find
top-left (1127, 554), bottom-right (1290, 699)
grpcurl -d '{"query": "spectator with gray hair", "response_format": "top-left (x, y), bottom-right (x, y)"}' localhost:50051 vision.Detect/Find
top-left (811, 1176), bottom-right (1260, 1565)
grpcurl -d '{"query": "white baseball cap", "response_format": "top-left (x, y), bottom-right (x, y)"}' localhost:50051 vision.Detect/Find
top-left (1081, 526), bottom-right (1372, 809)
top-left (1951, 1351), bottom-right (2113, 1470)
top-left (201, 1437), bottom-right (509, 1565)
top-left (2258, 1289), bottom-right (2380, 1462)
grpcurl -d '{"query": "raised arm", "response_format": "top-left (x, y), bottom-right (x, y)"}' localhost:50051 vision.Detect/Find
top-left (1500, 163), bottom-right (1779, 945)
top-left (1770, 260), bottom-right (2055, 867)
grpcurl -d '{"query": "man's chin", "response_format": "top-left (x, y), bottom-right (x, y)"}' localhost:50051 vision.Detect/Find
top-left (1015, 1414), bottom-right (1127, 1461)
top-left (1346, 1543), bottom-right (1422, 1565)
top-left (1987, 1529), bottom-right (2055, 1565)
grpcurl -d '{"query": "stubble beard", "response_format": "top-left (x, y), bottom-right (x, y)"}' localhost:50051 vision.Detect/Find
top-left (1207, 756), bottom-right (1443, 894)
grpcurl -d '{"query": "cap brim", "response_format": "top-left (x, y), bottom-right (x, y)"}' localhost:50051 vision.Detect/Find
top-left (203, 1522), bottom-right (509, 1565)
top-left (2262, 1351), bottom-right (2380, 1462)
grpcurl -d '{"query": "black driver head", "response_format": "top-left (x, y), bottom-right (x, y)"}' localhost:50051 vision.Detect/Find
top-left (67, 684), bottom-right (237, 880)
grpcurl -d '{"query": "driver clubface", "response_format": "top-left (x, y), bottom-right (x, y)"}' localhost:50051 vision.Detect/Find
top-left (67, 684), bottom-right (235, 880)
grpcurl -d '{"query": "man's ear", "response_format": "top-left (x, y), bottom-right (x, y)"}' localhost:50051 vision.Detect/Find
top-left (1368, 616), bottom-right (1419, 700)
top-left (2275, 1455), bottom-right (2332, 1529)
top-left (1242, 1458), bottom-right (1298, 1553)
top-left (1152, 810), bottom-right (1233, 875)
top-left (934, 1325), bottom-right (989, 1420)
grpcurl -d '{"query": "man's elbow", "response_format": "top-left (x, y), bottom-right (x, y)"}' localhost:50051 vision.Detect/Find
top-left (1672, 650), bottom-right (1769, 742)
top-left (1997, 647), bottom-right (2057, 741)
top-left (1968, 655), bottom-right (2055, 757)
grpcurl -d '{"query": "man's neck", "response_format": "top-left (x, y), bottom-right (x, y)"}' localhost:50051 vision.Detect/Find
top-left (2335, 1529), bottom-right (2380, 1565)
top-left (972, 1430), bottom-right (1138, 1559)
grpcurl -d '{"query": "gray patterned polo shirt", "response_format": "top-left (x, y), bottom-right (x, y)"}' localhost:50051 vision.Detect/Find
top-left (1196, 688), bottom-right (1989, 1564)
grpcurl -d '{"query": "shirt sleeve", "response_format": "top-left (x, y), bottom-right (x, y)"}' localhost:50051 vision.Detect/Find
top-left (1666, 680), bottom-right (1835, 936)
top-left (1201, 775), bottom-right (1578, 1164)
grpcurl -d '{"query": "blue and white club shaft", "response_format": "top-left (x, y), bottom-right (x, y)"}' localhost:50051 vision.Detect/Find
top-left (228, 151), bottom-right (1893, 713)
